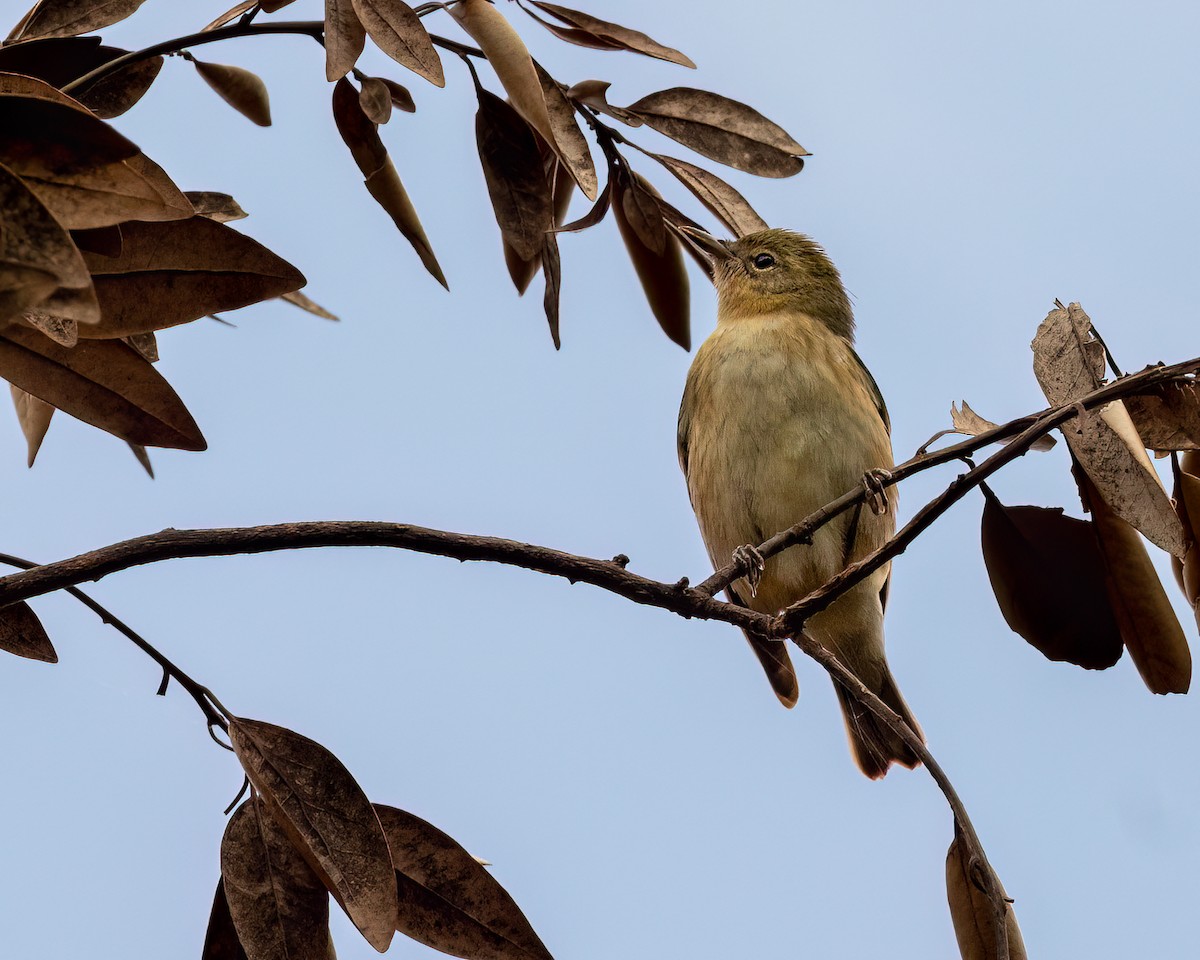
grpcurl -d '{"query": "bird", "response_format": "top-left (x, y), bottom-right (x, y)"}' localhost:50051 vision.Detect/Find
top-left (676, 227), bottom-right (922, 779)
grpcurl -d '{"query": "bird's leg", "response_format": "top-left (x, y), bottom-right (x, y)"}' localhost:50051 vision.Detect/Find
top-left (732, 544), bottom-right (766, 597)
top-left (861, 468), bottom-right (893, 516)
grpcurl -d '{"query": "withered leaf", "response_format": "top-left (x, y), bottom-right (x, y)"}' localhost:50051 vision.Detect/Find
top-left (0, 263), bottom-right (58, 329)
top-left (24, 160), bottom-right (193, 231)
top-left (351, 0), bottom-right (444, 87)
top-left (192, 59), bottom-right (272, 127)
top-left (71, 225), bottom-right (121, 257)
top-left (980, 491), bottom-right (1122, 670)
top-left (221, 800), bottom-right (332, 960)
top-left (121, 153), bottom-right (195, 219)
top-left (261, 0), bottom-right (299, 10)
top-left (1125, 379), bottom-right (1200, 451)
top-left (476, 88), bottom-right (553, 262)
top-left (325, 0), bottom-right (367, 81)
top-left (1171, 451), bottom-right (1200, 627)
top-left (228, 718), bottom-right (398, 953)
top-left (79, 217), bottom-right (306, 339)
top-left (651, 153), bottom-right (767, 238)
top-left (504, 157), bottom-right (573, 294)
top-left (185, 191), bottom-right (248, 223)
top-left (14, 0), bottom-right (149, 41)
top-left (331, 77), bottom-right (387, 174)
top-left (358, 77), bottom-right (393, 125)
top-left (452, 0), bottom-right (558, 151)
top-left (0, 600), bottom-right (57, 662)
top-left (949, 400), bottom-right (1056, 452)
top-left (1032, 302), bottom-right (1185, 557)
top-left (10, 384), bottom-right (55, 465)
top-left (281, 290), bottom-right (339, 321)
top-left (534, 64), bottom-right (598, 200)
top-left (380, 77), bottom-right (415, 113)
top-left (23, 312), bottom-right (78, 346)
top-left (564, 79), bottom-right (641, 126)
top-left (374, 804), bottom-right (555, 960)
top-left (541, 230), bottom-right (561, 350)
top-left (519, 6), bottom-right (622, 52)
top-left (626, 88), bottom-right (807, 178)
top-left (203, 0), bottom-right (257, 31)
top-left (527, 1), bottom-right (694, 68)
top-left (613, 170), bottom-right (689, 349)
top-left (127, 441), bottom-right (153, 477)
top-left (0, 326), bottom-right (206, 450)
top-left (1079, 468), bottom-right (1191, 694)
top-left (0, 38), bottom-right (161, 118)
top-left (124, 331), bottom-right (157, 362)
top-left (201, 878), bottom-right (249, 960)
top-left (555, 177), bottom-right (609, 233)
top-left (946, 829), bottom-right (1027, 960)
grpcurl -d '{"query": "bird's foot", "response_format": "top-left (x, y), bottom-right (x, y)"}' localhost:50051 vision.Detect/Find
top-left (862, 468), bottom-right (893, 516)
top-left (732, 544), bottom-right (765, 597)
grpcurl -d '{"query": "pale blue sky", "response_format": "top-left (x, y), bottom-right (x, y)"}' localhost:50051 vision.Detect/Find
top-left (2, 1), bottom-right (1198, 957)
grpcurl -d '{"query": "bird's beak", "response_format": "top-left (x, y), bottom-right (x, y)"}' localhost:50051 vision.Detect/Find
top-left (677, 226), bottom-right (737, 264)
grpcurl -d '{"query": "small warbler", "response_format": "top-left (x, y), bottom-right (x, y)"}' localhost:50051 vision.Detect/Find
top-left (677, 228), bottom-right (922, 779)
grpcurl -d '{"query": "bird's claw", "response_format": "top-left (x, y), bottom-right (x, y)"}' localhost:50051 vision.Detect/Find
top-left (862, 468), bottom-right (893, 516)
top-left (732, 544), bottom-right (765, 597)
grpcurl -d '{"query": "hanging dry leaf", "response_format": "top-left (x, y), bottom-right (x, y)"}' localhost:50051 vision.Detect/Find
top-left (351, 0), bottom-right (444, 86)
top-left (504, 157), bottom-right (574, 294)
top-left (626, 88), bottom-right (807, 177)
top-left (526, 1), bottom-right (694, 67)
top-left (201, 878), bottom-right (249, 960)
top-left (476, 87), bottom-right (553, 262)
top-left (121, 154), bottom-right (195, 219)
top-left (649, 153), bottom-right (767, 238)
top-left (358, 77), bottom-right (393, 125)
top-left (124, 331), bottom-right (157, 362)
top-left (192, 59), bottom-right (272, 127)
top-left (1032, 302), bottom-right (1185, 557)
top-left (374, 804), bottom-right (555, 960)
top-left (564, 79), bottom-right (642, 126)
top-left (0, 600), bottom-right (57, 662)
top-left (185, 191), bottom-right (248, 223)
top-left (281, 290), bottom-right (339, 321)
top-left (1171, 451), bottom-right (1200, 628)
top-left (0, 38), bottom-right (161, 118)
top-left (261, 0), bottom-right (299, 10)
top-left (228, 718), bottom-right (398, 953)
top-left (380, 77), bottom-right (415, 113)
top-left (949, 400), bottom-right (1056, 452)
top-left (1078, 467), bottom-right (1191, 694)
top-left (518, 4), bottom-right (621, 51)
top-left (541, 230), bottom-right (561, 349)
top-left (221, 800), bottom-right (333, 960)
top-left (613, 169), bottom-right (689, 349)
top-left (0, 326), bottom-right (206, 449)
top-left (325, 0), bottom-right (367, 81)
top-left (23, 312), bottom-right (77, 346)
top-left (331, 77), bottom-right (387, 173)
top-left (534, 65), bottom-right (598, 200)
top-left (126, 441), bottom-right (153, 476)
top-left (980, 489), bottom-right (1122, 669)
top-left (0, 264), bottom-right (58, 329)
top-left (14, 0), bottom-right (149, 41)
top-left (202, 0), bottom-right (257, 31)
top-left (10, 384), bottom-right (55, 465)
top-left (555, 177), bottom-right (609, 233)
top-left (1125, 379), bottom-right (1200, 451)
top-left (946, 829), bottom-right (1027, 960)
top-left (78, 217), bottom-right (306, 339)
top-left (71, 225), bottom-right (121, 257)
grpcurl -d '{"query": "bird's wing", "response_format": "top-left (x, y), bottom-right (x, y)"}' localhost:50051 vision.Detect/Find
top-left (676, 376), bottom-right (694, 476)
top-left (849, 344), bottom-right (890, 435)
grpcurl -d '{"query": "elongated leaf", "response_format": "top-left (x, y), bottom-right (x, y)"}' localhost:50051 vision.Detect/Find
top-left (16, 0), bottom-right (149, 40)
top-left (203, 1), bottom-right (257, 31)
top-left (617, 168), bottom-right (667, 254)
top-left (200, 878), bottom-right (249, 960)
top-left (564, 79), bottom-right (641, 126)
top-left (1032, 302), bottom-right (1185, 556)
top-left (520, 9), bottom-right (621, 51)
top-left (541, 230), bottom-right (561, 350)
top-left (0, 326), bottom-right (206, 450)
top-left (325, 0), bottom-right (366, 81)
top-left (358, 77), bottom-right (393, 124)
top-left (0, 600), bottom-right (57, 662)
top-left (229, 719), bottom-right (398, 953)
top-left (0, 263), bottom-right (58, 328)
top-left (651, 153), bottom-right (767, 237)
top-left (380, 78), bottom-right (415, 113)
top-left (185, 191), bottom-right (248, 223)
top-left (281, 290), bottom-right (339, 321)
top-left (980, 490), bottom-right (1122, 669)
top-left (0, 38), bottom-right (161, 118)
top-left (533, 64), bottom-right (598, 200)
top-left (555, 177), bottom-right (609, 233)
top-left (527, 1), bottom-right (694, 67)
top-left (1125, 380), bottom-right (1200, 451)
top-left (23, 312), bottom-right (77, 346)
top-left (351, 0), bottom-right (444, 86)
top-left (375, 804), bottom-right (554, 960)
top-left (946, 830), bottom-right (1027, 960)
top-left (476, 88), bottom-right (553, 261)
top-left (613, 170), bottom-right (689, 349)
top-left (949, 400), bottom-right (1056, 452)
top-left (121, 154), bottom-right (195, 219)
top-left (627, 88), bottom-right (807, 177)
top-left (221, 801), bottom-right (332, 960)
top-left (1171, 451), bottom-right (1200, 627)
top-left (331, 77), bottom-right (387, 174)
top-left (124, 331), bottom-right (157, 362)
top-left (193, 60), bottom-right (272, 127)
top-left (504, 157), bottom-right (573, 294)
top-left (71, 225), bottom-right (121, 257)
top-left (0, 85), bottom-right (139, 180)
top-left (79, 217), bottom-right (305, 338)
top-left (10, 384), bottom-right (55, 465)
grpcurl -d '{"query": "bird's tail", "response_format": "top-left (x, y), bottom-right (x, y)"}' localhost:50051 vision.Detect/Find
top-left (745, 632), bottom-right (799, 708)
top-left (834, 661), bottom-right (923, 779)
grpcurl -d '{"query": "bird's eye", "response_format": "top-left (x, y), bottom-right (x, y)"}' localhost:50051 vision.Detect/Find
top-left (752, 253), bottom-right (776, 270)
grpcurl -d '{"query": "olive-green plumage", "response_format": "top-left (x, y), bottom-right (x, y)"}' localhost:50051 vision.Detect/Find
top-left (678, 228), bottom-right (922, 779)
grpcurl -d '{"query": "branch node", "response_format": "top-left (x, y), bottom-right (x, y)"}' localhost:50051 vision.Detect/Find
top-left (156, 669), bottom-right (170, 697)
top-left (611, 554), bottom-right (630, 568)
top-left (672, 576), bottom-right (690, 591)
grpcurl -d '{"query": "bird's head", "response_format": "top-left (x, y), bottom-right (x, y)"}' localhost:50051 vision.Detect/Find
top-left (682, 227), bottom-right (854, 341)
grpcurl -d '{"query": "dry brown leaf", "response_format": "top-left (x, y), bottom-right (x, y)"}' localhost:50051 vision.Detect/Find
top-left (202, 0), bottom-right (257, 31)
top-left (1032, 302), bottom-right (1185, 557)
top-left (518, 6), bottom-right (622, 51)
top-left (79, 217), bottom-right (305, 338)
top-left (564, 79), bottom-right (642, 126)
top-left (0, 263), bottom-right (58, 328)
top-left (193, 59), bottom-right (272, 127)
top-left (10, 384), bottom-right (55, 465)
top-left (261, 0), bottom-right (299, 10)
top-left (476, 87), bottom-right (553, 262)
top-left (374, 804), bottom-right (555, 960)
top-left (650, 153), bottom-right (767, 238)
top-left (504, 157), bottom-right (574, 294)
top-left (23, 312), bottom-right (78, 346)
top-left (281, 290), bottom-right (339, 321)
top-left (331, 77), bottom-right (388, 174)
top-left (364, 160), bottom-right (447, 288)
top-left (980, 490), bottom-right (1122, 669)
top-left (22, 161), bottom-right (192, 230)
top-left (949, 400), bottom-right (1056, 452)
top-left (626, 87), bottom-right (807, 178)
top-left (221, 801), bottom-right (332, 960)
top-left (534, 64), bottom-right (598, 200)
top-left (0, 600), bottom-right (57, 662)
top-left (121, 154), bottom-right (195, 219)
top-left (380, 77), bottom-right (415, 113)
top-left (452, 0), bottom-right (557, 150)
top-left (617, 167), bottom-right (667, 255)
top-left (200, 878), bottom-right (249, 960)
top-left (124, 331), bottom-right (157, 362)
top-left (185, 191), bottom-right (248, 223)
top-left (946, 830), bottom-right (1027, 960)
top-left (127, 441), bottom-right (153, 476)
top-left (0, 325), bottom-right (206, 449)
top-left (555, 177), bottom-right (609, 233)
top-left (14, 0), bottom-right (149, 40)
top-left (613, 169), bottom-right (689, 349)
top-left (325, 0), bottom-right (366, 81)
top-left (358, 77), bottom-right (393, 124)
top-left (229, 719), bottom-right (398, 953)
top-left (351, 0), bottom-right (444, 86)
top-left (0, 38), bottom-right (161, 117)
top-left (1125, 380), bottom-right (1200, 451)
top-left (541, 230), bottom-right (561, 349)
top-left (71, 225), bottom-right (121, 257)
top-left (1171, 451), bottom-right (1200, 627)
top-left (526, 1), bottom-right (694, 67)
top-left (1079, 467), bottom-right (1191, 694)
